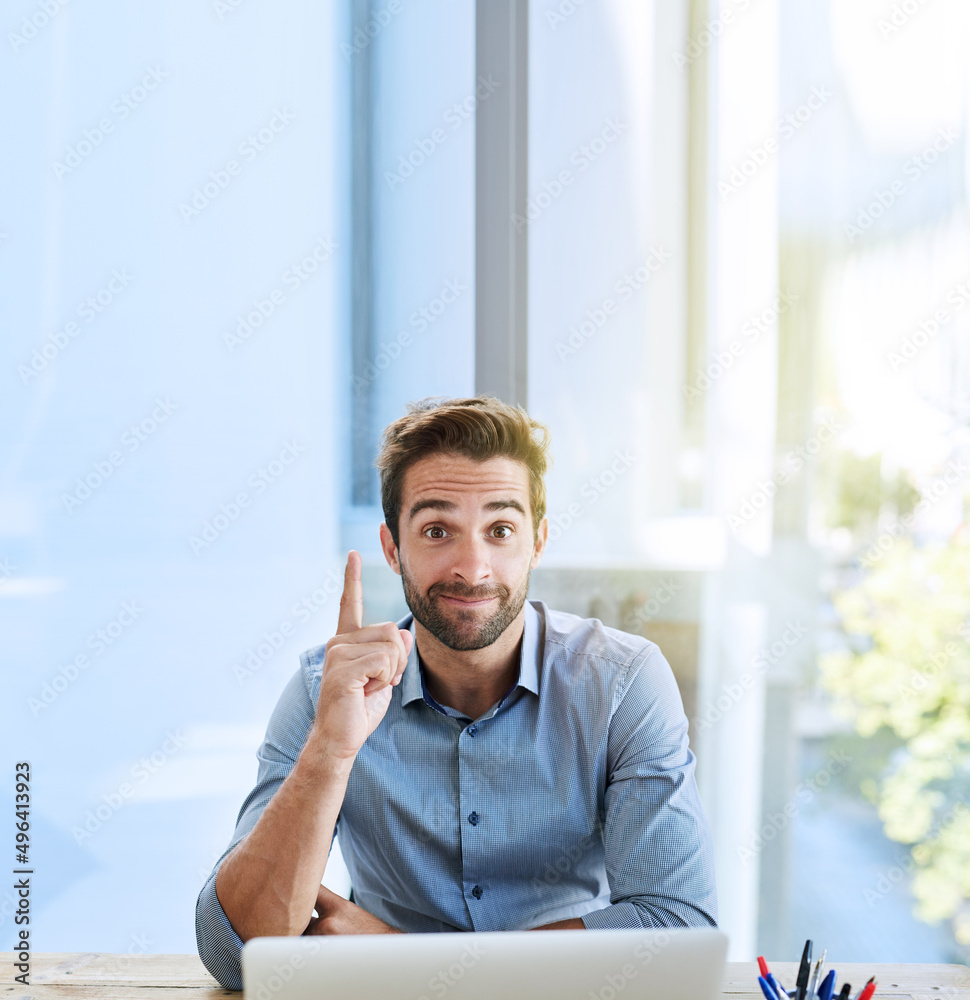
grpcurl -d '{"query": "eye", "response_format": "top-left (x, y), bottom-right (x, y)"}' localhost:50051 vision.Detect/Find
top-left (423, 525), bottom-right (448, 539)
top-left (491, 524), bottom-right (514, 538)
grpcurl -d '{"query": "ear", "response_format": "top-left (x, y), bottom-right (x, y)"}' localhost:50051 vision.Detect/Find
top-left (530, 516), bottom-right (548, 568)
top-left (379, 522), bottom-right (402, 575)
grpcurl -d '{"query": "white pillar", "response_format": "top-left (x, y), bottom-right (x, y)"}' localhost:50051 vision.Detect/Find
top-left (694, 0), bottom-right (780, 961)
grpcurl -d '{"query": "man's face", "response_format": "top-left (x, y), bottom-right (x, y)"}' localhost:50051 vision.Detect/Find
top-left (380, 452), bottom-right (547, 651)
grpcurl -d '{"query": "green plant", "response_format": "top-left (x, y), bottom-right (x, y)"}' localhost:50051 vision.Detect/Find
top-left (820, 529), bottom-right (970, 942)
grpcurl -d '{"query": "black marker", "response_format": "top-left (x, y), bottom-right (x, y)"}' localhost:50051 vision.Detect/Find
top-left (795, 939), bottom-right (812, 1000)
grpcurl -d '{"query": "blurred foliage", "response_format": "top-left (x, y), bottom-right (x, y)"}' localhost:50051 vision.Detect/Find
top-left (817, 447), bottom-right (920, 533)
top-left (820, 529), bottom-right (970, 942)
top-left (816, 728), bottom-right (905, 805)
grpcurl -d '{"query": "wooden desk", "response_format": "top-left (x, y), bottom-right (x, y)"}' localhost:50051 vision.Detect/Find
top-left (4, 953), bottom-right (969, 998)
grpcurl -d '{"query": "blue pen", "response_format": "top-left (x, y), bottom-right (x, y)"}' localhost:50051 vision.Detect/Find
top-left (818, 969), bottom-right (836, 1000)
top-left (768, 972), bottom-right (790, 999)
top-left (759, 976), bottom-right (779, 1000)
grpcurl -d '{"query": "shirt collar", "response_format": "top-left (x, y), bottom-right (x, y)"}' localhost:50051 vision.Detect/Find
top-left (397, 598), bottom-right (541, 707)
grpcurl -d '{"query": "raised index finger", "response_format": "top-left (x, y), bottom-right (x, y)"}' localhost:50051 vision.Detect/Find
top-left (336, 550), bottom-right (363, 634)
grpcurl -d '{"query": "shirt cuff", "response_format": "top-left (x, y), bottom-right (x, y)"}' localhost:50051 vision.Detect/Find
top-left (195, 869), bottom-right (245, 990)
top-left (580, 901), bottom-right (645, 930)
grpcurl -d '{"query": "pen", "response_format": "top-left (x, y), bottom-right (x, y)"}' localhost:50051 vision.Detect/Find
top-left (768, 972), bottom-right (789, 1000)
top-left (836, 983), bottom-right (851, 1000)
top-left (755, 954), bottom-right (788, 1000)
top-left (759, 976), bottom-right (778, 1000)
top-left (818, 968), bottom-right (836, 1000)
top-left (795, 939), bottom-right (813, 1000)
top-left (807, 953), bottom-right (825, 997)
top-left (857, 976), bottom-right (876, 1000)
top-left (812, 950), bottom-right (828, 997)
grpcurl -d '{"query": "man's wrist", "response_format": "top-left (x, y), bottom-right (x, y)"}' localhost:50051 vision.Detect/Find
top-left (300, 726), bottom-right (358, 779)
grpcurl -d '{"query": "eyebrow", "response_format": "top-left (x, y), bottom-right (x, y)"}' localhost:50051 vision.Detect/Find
top-left (407, 497), bottom-right (528, 522)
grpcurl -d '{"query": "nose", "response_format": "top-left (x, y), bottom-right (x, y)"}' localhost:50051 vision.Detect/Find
top-left (447, 533), bottom-right (492, 593)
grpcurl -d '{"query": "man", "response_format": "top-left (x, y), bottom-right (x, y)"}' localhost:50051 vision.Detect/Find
top-left (196, 395), bottom-right (717, 990)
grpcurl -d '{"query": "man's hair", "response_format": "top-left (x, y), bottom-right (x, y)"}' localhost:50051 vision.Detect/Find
top-left (375, 395), bottom-right (552, 550)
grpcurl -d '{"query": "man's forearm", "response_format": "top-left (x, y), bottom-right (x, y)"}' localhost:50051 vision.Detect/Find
top-left (529, 917), bottom-right (585, 930)
top-left (215, 729), bottom-right (353, 941)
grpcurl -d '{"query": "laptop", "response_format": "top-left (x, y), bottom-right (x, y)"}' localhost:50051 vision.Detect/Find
top-left (242, 926), bottom-right (728, 1000)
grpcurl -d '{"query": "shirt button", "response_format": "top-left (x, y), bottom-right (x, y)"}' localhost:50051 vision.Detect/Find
top-left (471, 885), bottom-right (483, 899)
top-left (468, 811), bottom-right (479, 826)
top-left (467, 725), bottom-right (478, 737)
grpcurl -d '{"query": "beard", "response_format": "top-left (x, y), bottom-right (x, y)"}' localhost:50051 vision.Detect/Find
top-left (401, 560), bottom-right (530, 651)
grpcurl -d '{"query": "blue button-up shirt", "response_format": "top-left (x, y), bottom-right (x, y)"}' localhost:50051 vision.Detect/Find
top-left (196, 599), bottom-right (718, 990)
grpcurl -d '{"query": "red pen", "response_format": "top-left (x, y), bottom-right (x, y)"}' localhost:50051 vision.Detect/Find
top-left (758, 956), bottom-right (770, 979)
top-left (857, 977), bottom-right (876, 1000)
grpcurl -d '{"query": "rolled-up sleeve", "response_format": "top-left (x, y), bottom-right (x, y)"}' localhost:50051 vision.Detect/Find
top-left (195, 664), bottom-right (326, 990)
top-left (581, 644), bottom-right (718, 930)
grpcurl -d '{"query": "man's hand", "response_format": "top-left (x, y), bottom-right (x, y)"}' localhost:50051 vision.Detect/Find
top-left (312, 550), bottom-right (414, 763)
top-left (213, 551), bottom-right (413, 944)
top-left (529, 917), bottom-right (585, 930)
top-left (303, 885), bottom-right (402, 936)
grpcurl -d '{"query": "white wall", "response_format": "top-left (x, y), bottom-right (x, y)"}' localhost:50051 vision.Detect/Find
top-left (1, 0), bottom-right (345, 952)
top-left (528, 0), bottom-right (660, 569)
top-left (346, 0), bottom-right (477, 562)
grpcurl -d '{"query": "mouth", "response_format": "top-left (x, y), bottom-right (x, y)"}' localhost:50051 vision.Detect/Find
top-left (438, 594), bottom-right (498, 608)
